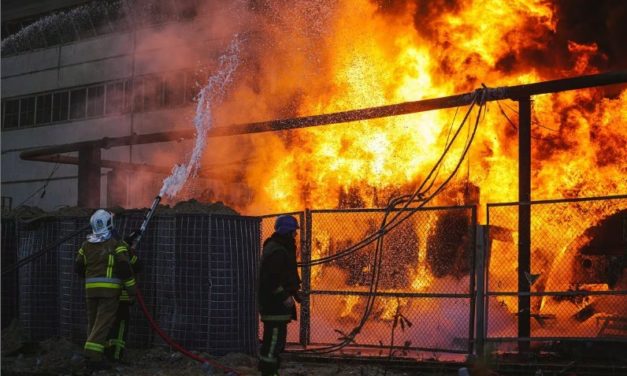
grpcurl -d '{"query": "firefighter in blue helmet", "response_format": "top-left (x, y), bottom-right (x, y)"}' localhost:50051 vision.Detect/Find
top-left (258, 215), bottom-right (302, 376)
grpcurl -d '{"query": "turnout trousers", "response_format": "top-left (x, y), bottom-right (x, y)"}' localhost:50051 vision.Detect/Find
top-left (105, 301), bottom-right (130, 361)
top-left (258, 320), bottom-right (288, 376)
top-left (85, 297), bottom-right (119, 360)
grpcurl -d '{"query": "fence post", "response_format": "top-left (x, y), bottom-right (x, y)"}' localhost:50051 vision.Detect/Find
top-left (518, 97), bottom-right (532, 353)
top-left (299, 210), bottom-right (312, 346)
top-left (474, 224), bottom-right (488, 357)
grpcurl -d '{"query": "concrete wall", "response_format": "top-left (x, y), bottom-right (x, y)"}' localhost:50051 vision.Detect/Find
top-left (1, 19), bottom-right (225, 210)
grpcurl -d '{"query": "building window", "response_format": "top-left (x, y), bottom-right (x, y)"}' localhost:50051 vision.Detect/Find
top-left (19, 97), bottom-right (35, 126)
top-left (132, 77), bottom-right (144, 112)
top-left (70, 89), bottom-right (87, 119)
top-left (105, 82), bottom-right (124, 114)
top-left (52, 92), bottom-right (69, 122)
top-left (3, 100), bottom-right (20, 129)
top-left (2, 67), bottom-right (200, 131)
top-left (164, 72), bottom-right (185, 107)
top-left (123, 79), bottom-right (134, 113)
top-left (36, 94), bottom-right (53, 124)
top-left (87, 85), bottom-right (105, 117)
top-left (143, 75), bottom-right (163, 111)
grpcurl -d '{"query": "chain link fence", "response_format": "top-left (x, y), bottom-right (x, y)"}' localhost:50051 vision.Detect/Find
top-left (485, 195), bottom-right (627, 346)
top-left (305, 206), bottom-right (477, 355)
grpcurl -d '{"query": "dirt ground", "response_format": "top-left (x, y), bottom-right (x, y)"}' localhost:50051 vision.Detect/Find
top-left (1, 322), bottom-right (422, 376)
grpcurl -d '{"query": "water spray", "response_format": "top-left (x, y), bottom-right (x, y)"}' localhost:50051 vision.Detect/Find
top-left (130, 36), bottom-right (242, 375)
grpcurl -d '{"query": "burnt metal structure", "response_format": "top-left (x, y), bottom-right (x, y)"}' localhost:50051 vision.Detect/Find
top-left (20, 71), bottom-right (627, 352)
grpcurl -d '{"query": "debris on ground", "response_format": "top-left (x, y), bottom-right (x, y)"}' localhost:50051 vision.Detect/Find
top-left (1, 335), bottom-right (414, 375)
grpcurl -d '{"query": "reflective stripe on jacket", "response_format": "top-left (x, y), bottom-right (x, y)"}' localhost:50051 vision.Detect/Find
top-left (75, 238), bottom-right (136, 298)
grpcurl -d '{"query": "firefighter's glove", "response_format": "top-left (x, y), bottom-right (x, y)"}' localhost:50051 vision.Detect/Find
top-left (124, 230), bottom-right (140, 246)
top-left (282, 296), bottom-right (295, 308)
top-left (294, 290), bottom-right (304, 304)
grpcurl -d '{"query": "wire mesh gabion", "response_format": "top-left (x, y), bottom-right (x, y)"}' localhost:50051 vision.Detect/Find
top-left (2, 217), bottom-right (19, 329)
top-left (13, 212), bottom-right (260, 355)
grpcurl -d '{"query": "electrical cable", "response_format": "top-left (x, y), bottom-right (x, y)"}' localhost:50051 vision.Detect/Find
top-left (292, 89), bottom-right (487, 354)
top-left (13, 162), bottom-right (60, 211)
top-left (1, 224), bottom-right (91, 275)
top-left (299, 91), bottom-right (480, 268)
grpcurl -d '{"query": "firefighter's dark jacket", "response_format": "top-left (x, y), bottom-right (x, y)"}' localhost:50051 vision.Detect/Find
top-left (258, 233), bottom-right (301, 322)
top-left (74, 238), bottom-right (137, 298)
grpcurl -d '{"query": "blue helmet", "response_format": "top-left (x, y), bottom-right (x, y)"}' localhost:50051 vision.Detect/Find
top-left (274, 215), bottom-right (299, 235)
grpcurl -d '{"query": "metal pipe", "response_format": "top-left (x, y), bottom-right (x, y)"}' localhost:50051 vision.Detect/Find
top-left (25, 153), bottom-right (242, 181)
top-left (20, 129), bottom-right (195, 160)
top-left (518, 96), bottom-right (532, 354)
top-left (20, 71), bottom-right (627, 162)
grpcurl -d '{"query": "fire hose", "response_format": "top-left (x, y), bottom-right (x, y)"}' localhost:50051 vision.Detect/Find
top-left (2, 195), bottom-right (240, 375)
top-left (131, 196), bottom-right (241, 376)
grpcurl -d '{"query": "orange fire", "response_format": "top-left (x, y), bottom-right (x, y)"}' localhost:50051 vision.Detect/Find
top-left (206, 0), bottom-right (625, 215)
top-left (204, 0), bottom-right (625, 330)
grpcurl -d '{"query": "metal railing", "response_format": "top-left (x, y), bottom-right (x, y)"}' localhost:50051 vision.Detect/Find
top-left (483, 195), bottom-right (627, 352)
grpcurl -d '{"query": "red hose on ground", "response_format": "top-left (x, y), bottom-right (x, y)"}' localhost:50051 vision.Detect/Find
top-left (135, 287), bottom-right (241, 375)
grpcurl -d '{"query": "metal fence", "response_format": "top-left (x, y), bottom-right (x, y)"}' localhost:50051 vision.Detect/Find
top-left (5, 195), bottom-right (625, 358)
top-left (484, 195), bottom-right (627, 349)
top-left (262, 206), bottom-right (478, 355)
top-left (7, 212), bottom-right (260, 355)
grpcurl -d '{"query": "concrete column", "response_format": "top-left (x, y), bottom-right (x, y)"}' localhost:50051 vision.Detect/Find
top-left (77, 147), bottom-right (101, 208)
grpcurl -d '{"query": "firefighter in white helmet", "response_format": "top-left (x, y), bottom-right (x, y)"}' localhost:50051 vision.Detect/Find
top-left (75, 209), bottom-right (136, 371)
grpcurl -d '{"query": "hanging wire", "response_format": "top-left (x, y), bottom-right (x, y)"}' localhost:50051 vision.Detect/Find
top-left (293, 88), bottom-right (488, 354)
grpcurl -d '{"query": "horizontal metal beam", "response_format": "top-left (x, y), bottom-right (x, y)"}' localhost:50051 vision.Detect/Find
top-left (20, 129), bottom-right (195, 160)
top-left (25, 153), bottom-right (240, 181)
top-left (19, 71), bottom-right (627, 162)
top-left (207, 70), bottom-right (627, 136)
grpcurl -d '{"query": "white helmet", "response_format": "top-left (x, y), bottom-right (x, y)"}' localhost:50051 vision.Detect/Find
top-left (90, 209), bottom-right (114, 236)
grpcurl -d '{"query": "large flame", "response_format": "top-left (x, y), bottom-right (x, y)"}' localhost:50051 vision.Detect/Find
top-left (197, 0), bottom-right (625, 339)
top-left (204, 0), bottom-right (625, 215)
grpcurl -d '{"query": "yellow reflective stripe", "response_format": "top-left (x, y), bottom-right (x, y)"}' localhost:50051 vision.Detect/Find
top-left (115, 246), bottom-right (128, 254)
top-left (259, 355), bottom-right (278, 363)
top-left (86, 282), bottom-right (121, 289)
top-left (114, 320), bottom-right (126, 359)
top-left (84, 342), bottom-right (104, 352)
top-left (260, 315), bottom-right (291, 321)
top-left (124, 279), bottom-right (136, 288)
top-left (78, 248), bottom-right (86, 263)
top-left (268, 327), bottom-right (279, 359)
top-left (130, 255), bottom-right (138, 264)
top-left (106, 254), bottom-right (114, 278)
